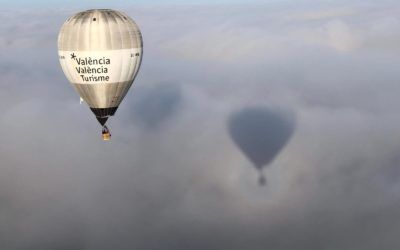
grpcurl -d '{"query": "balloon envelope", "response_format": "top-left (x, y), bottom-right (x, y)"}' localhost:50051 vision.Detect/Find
top-left (57, 9), bottom-right (143, 125)
top-left (228, 107), bottom-right (295, 169)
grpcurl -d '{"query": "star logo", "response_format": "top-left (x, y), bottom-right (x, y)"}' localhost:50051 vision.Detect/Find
top-left (71, 53), bottom-right (77, 59)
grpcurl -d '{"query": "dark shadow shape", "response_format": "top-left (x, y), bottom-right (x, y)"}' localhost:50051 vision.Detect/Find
top-left (228, 107), bottom-right (296, 185)
top-left (132, 83), bottom-right (182, 129)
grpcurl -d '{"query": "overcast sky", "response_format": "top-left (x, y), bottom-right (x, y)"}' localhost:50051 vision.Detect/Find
top-left (1, 0), bottom-right (400, 249)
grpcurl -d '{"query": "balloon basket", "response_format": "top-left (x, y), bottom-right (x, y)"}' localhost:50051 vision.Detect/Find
top-left (102, 133), bottom-right (111, 141)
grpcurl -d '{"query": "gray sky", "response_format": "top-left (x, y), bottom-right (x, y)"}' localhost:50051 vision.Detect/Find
top-left (1, 1), bottom-right (400, 249)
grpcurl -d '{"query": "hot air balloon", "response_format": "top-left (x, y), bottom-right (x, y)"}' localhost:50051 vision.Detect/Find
top-left (57, 9), bottom-right (143, 140)
top-left (228, 107), bottom-right (295, 185)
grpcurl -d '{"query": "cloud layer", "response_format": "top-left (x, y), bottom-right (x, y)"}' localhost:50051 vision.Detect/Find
top-left (1, 1), bottom-right (400, 249)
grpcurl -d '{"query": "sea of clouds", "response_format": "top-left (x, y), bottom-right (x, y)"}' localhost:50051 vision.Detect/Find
top-left (1, 1), bottom-right (400, 249)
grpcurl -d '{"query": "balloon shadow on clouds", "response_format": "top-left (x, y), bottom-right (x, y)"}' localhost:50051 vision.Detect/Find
top-left (131, 83), bottom-right (182, 130)
top-left (228, 107), bottom-right (296, 186)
